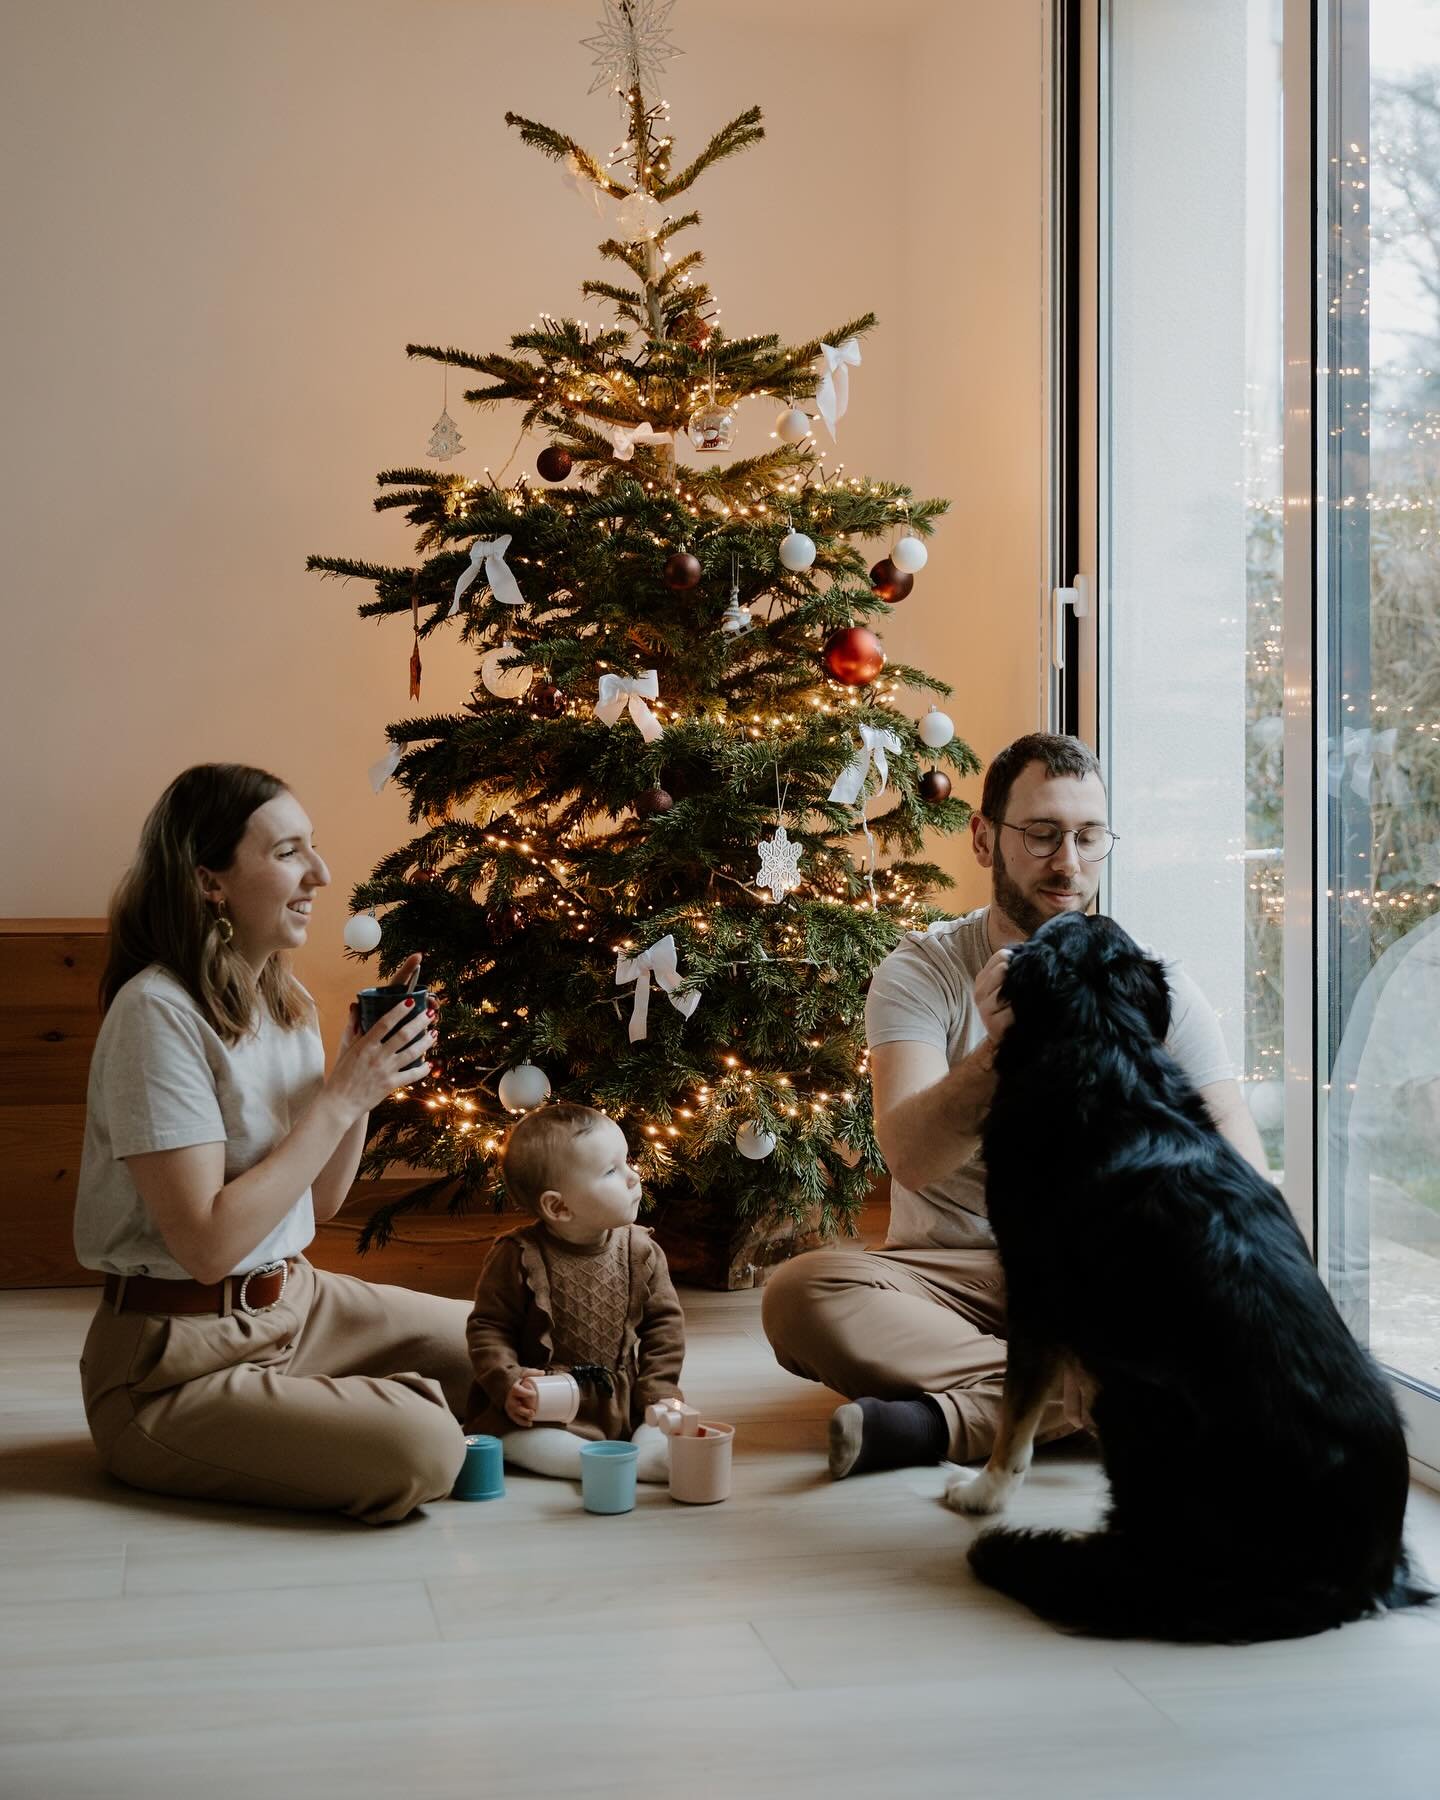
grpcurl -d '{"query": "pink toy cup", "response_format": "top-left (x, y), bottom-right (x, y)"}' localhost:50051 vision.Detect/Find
top-left (666, 1420), bottom-right (735, 1505)
top-left (529, 1373), bottom-right (581, 1424)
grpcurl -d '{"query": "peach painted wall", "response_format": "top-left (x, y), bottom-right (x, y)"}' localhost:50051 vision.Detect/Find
top-left (0, 0), bottom-right (1045, 1038)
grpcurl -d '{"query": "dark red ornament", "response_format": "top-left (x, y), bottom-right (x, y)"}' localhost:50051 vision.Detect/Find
top-left (529, 680), bottom-right (566, 718)
top-left (869, 558), bottom-right (915, 604)
top-left (635, 787), bottom-right (674, 818)
top-left (663, 551), bottom-right (703, 590)
top-left (822, 625), bottom-right (886, 687)
top-left (486, 902), bottom-right (527, 942)
top-left (536, 445), bottom-right (573, 483)
top-left (674, 310), bottom-right (713, 352)
top-left (919, 769), bottom-right (952, 803)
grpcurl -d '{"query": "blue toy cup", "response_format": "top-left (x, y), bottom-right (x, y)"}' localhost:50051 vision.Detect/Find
top-left (579, 1440), bottom-right (639, 1515)
top-left (452, 1433), bottom-right (505, 1501)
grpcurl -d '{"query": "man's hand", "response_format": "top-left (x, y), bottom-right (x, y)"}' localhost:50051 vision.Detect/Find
top-left (974, 947), bottom-right (1015, 1043)
top-left (505, 1369), bottom-right (546, 1428)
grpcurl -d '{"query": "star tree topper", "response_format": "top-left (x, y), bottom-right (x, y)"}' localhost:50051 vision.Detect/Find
top-left (580, 0), bottom-right (683, 96)
top-left (755, 825), bottom-right (803, 904)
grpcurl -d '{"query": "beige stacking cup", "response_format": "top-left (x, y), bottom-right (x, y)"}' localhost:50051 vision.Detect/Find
top-left (529, 1373), bottom-right (582, 1423)
top-left (666, 1421), bottom-right (735, 1504)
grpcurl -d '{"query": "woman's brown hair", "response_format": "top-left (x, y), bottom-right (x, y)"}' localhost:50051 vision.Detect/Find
top-left (100, 763), bottom-right (312, 1043)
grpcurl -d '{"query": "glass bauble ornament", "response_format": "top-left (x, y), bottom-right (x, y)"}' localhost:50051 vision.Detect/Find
top-left (479, 640), bottom-right (535, 699)
top-left (536, 446), bottom-right (572, 483)
top-left (342, 911), bottom-right (383, 954)
top-left (822, 626), bottom-right (886, 687)
top-left (486, 902), bottom-right (528, 943)
top-left (735, 1120), bottom-right (778, 1160)
top-left (497, 1062), bottom-right (551, 1113)
top-left (891, 533), bottom-right (928, 573)
top-left (663, 551), bottom-right (702, 589)
top-left (528, 680), bottom-right (566, 718)
top-left (869, 558), bottom-right (914, 604)
top-left (779, 530), bottom-right (816, 572)
top-left (919, 769), bottom-right (952, 802)
top-left (687, 396), bottom-right (738, 453)
top-left (918, 706), bottom-right (955, 749)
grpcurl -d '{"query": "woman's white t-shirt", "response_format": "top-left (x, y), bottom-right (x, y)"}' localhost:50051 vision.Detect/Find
top-left (74, 966), bottom-right (326, 1280)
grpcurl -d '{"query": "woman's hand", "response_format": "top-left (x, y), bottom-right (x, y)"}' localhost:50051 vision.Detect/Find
top-left (325, 994), bottom-right (434, 1119)
top-left (505, 1369), bottom-right (546, 1428)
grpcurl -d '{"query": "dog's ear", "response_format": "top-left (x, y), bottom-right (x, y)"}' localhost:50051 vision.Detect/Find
top-left (1092, 917), bottom-right (1171, 1043)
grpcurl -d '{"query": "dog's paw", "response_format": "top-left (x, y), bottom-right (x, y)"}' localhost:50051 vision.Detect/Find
top-left (944, 1467), bottom-right (1014, 1516)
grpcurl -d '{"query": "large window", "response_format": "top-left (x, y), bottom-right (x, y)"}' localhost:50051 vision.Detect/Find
top-left (1090, 0), bottom-right (1440, 1468)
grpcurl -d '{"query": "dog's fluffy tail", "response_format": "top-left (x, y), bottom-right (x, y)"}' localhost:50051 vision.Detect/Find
top-left (968, 1528), bottom-right (1434, 1644)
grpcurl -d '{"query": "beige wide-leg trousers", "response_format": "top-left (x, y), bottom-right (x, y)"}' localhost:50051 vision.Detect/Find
top-left (761, 1243), bottom-right (1081, 1463)
top-left (79, 1258), bottom-right (471, 1524)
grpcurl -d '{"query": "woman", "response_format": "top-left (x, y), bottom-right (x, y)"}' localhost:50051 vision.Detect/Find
top-left (75, 763), bottom-right (471, 1524)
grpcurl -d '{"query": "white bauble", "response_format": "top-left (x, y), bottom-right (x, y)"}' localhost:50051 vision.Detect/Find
top-left (918, 706), bottom-right (955, 750)
top-left (497, 1062), bottom-right (552, 1113)
top-left (775, 406), bottom-right (811, 445)
top-left (480, 640), bottom-right (535, 700)
top-left (735, 1120), bottom-right (777, 1160)
top-left (891, 534), bottom-right (929, 574)
top-left (779, 530), bottom-right (816, 572)
top-left (343, 911), bottom-right (383, 953)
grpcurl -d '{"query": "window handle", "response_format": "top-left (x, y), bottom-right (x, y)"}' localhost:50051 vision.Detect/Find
top-left (1052, 574), bottom-right (1090, 670)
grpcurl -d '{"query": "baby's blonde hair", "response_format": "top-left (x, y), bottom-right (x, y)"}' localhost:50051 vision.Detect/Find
top-left (501, 1102), bottom-right (609, 1214)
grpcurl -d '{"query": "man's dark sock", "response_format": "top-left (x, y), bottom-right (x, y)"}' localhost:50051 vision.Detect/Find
top-left (828, 1395), bottom-right (949, 1479)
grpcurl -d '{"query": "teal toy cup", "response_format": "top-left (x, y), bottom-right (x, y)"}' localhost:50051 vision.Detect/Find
top-left (579, 1441), bottom-right (639, 1514)
top-left (453, 1433), bottom-right (505, 1501)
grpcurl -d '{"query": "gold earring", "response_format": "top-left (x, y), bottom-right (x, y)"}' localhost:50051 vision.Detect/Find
top-left (214, 903), bottom-right (234, 945)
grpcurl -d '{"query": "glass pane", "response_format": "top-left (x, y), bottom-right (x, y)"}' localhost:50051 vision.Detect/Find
top-left (1103, 0), bottom-right (1287, 1174)
top-left (1326, 0), bottom-right (1440, 1391)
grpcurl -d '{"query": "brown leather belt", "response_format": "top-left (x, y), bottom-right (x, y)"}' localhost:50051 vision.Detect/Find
top-left (104, 1259), bottom-right (295, 1318)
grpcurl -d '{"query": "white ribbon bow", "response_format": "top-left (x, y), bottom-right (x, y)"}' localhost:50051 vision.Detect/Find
top-left (562, 151), bottom-right (607, 217)
top-left (596, 670), bottom-right (664, 743)
top-left (1330, 726), bottom-right (1407, 806)
top-left (615, 934), bottom-right (701, 1042)
top-left (368, 742), bottom-right (402, 793)
top-left (814, 337), bottom-right (862, 440)
top-left (828, 725), bottom-right (903, 806)
top-left (608, 421), bottom-right (674, 462)
top-left (449, 534), bottom-right (524, 616)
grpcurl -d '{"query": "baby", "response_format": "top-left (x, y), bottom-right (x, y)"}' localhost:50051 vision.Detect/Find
top-left (463, 1102), bottom-right (685, 1482)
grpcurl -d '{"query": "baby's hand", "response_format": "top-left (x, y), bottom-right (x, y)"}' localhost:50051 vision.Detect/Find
top-left (505, 1370), bottom-right (544, 1428)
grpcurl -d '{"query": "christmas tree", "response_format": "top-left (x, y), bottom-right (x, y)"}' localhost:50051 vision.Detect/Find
top-left (308, 2), bottom-right (976, 1285)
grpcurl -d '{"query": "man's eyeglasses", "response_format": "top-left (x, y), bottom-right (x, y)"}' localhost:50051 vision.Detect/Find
top-left (997, 820), bottom-right (1119, 862)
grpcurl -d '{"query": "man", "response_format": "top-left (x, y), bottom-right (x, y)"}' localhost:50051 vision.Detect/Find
top-left (761, 733), bottom-right (1267, 1479)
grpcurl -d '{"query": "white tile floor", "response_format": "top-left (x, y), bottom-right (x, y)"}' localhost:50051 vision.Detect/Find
top-left (3, 1285), bottom-right (1439, 1800)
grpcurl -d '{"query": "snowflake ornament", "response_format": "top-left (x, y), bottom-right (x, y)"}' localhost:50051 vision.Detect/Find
top-left (580, 0), bottom-right (683, 97)
top-left (427, 407), bottom-right (464, 461)
top-left (755, 825), bottom-right (803, 903)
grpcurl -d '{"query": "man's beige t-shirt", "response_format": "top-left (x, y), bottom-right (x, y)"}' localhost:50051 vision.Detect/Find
top-left (864, 907), bottom-right (1236, 1250)
top-left (74, 966), bottom-right (325, 1279)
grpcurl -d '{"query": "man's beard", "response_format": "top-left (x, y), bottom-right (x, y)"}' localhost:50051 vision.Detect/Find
top-left (992, 837), bottom-right (1088, 937)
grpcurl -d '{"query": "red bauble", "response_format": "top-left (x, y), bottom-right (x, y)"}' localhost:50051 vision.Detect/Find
top-left (919, 769), bottom-right (952, 803)
top-left (536, 445), bottom-right (573, 483)
top-left (869, 558), bottom-right (915, 604)
top-left (663, 551), bottom-right (703, 589)
top-left (823, 626), bottom-right (886, 687)
top-left (528, 680), bottom-right (566, 718)
top-left (486, 902), bottom-right (527, 942)
top-left (674, 310), bottom-right (713, 352)
top-left (635, 787), bottom-right (674, 818)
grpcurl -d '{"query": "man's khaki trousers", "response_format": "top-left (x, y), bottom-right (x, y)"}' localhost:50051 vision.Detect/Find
top-left (761, 1243), bottom-right (1080, 1463)
top-left (80, 1258), bottom-right (471, 1524)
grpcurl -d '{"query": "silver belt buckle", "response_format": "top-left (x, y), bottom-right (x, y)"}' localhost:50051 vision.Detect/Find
top-left (236, 1259), bottom-right (287, 1316)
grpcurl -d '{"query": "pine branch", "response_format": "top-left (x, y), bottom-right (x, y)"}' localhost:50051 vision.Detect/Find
top-left (503, 111), bottom-right (627, 197)
top-left (656, 106), bottom-right (765, 200)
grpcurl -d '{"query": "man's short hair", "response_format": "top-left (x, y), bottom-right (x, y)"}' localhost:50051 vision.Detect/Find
top-left (980, 733), bottom-right (1105, 823)
top-left (500, 1101), bottom-right (609, 1214)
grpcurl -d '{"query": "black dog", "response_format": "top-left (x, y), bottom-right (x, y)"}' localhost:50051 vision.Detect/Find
top-left (947, 911), bottom-right (1431, 1642)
